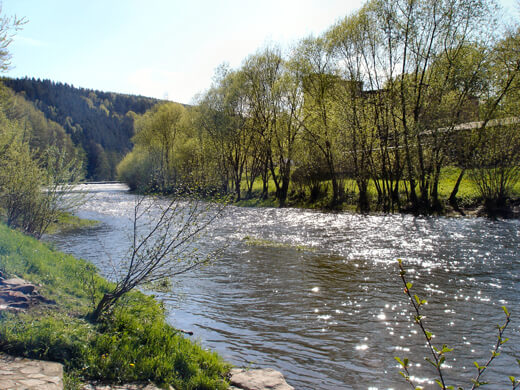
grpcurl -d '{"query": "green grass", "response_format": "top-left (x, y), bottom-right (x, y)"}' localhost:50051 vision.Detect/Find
top-left (242, 235), bottom-right (315, 252)
top-left (0, 223), bottom-right (230, 389)
top-left (235, 166), bottom-right (520, 212)
top-left (44, 212), bottom-right (99, 235)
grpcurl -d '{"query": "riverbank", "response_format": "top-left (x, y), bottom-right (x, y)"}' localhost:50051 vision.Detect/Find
top-left (135, 166), bottom-right (520, 218)
top-left (43, 184), bottom-right (520, 388)
top-left (205, 188), bottom-right (520, 219)
top-left (0, 222), bottom-right (230, 389)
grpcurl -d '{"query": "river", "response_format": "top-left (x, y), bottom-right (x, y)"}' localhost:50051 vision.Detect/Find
top-left (49, 183), bottom-right (520, 389)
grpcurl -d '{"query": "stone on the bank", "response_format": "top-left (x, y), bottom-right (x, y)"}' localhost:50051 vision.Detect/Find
top-left (0, 275), bottom-right (55, 311)
top-left (12, 283), bottom-right (36, 294)
top-left (229, 368), bottom-right (294, 390)
top-left (0, 353), bottom-right (64, 389)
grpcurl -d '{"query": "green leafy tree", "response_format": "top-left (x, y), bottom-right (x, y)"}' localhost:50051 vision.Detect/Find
top-left (243, 46), bottom-right (304, 205)
top-left (293, 36), bottom-right (344, 205)
top-left (197, 67), bottom-right (255, 201)
top-left (132, 102), bottom-right (186, 190)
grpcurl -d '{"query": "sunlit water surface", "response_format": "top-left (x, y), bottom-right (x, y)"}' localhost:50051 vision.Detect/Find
top-left (49, 183), bottom-right (520, 389)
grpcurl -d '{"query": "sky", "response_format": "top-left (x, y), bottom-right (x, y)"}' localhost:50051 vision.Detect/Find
top-left (2, 0), bottom-right (519, 104)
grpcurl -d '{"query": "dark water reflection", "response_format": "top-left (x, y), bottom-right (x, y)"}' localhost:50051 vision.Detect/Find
top-left (49, 184), bottom-right (520, 389)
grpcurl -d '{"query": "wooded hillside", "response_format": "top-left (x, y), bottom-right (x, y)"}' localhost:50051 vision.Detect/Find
top-left (2, 77), bottom-right (159, 180)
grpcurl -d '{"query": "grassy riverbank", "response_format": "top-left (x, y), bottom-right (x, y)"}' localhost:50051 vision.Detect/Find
top-left (0, 223), bottom-right (230, 389)
top-left (233, 166), bottom-right (520, 216)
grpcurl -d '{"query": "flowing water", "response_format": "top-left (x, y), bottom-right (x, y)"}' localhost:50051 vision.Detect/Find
top-left (50, 183), bottom-right (520, 389)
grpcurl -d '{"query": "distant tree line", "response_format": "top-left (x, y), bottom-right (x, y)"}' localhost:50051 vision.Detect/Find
top-left (119, 0), bottom-right (520, 215)
top-left (2, 77), bottom-right (159, 180)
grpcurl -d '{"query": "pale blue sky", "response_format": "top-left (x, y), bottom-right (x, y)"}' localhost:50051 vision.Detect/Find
top-left (2, 0), bottom-right (518, 104)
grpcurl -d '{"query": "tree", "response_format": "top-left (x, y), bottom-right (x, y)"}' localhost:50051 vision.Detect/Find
top-left (294, 36), bottom-right (343, 205)
top-left (198, 67), bottom-right (254, 201)
top-left (132, 102), bottom-right (186, 190)
top-left (0, 120), bottom-right (43, 230)
top-left (0, 111), bottom-right (83, 238)
top-left (0, 5), bottom-right (25, 72)
top-left (90, 193), bottom-right (225, 322)
top-left (87, 141), bottom-right (111, 181)
top-left (467, 27), bottom-right (520, 214)
top-left (0, 8), bottom-right (85, 237)
top-left (327, 10), bottom-right (384, 212)
top-left (325, 0), bottom-right (510, 214)
top-left (243, 46), bottom-right (304, 206)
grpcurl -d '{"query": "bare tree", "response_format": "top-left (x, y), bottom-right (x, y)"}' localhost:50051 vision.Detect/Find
top-left (0, 5), bottom-right (26, 72)
top-left (90, 193), bottom-right (225, 322)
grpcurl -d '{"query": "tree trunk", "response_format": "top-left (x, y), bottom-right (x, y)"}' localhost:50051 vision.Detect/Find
top-left (278, 175), bottom-right (290, 207)
top-left (357, 179), bottom-right (370, 213)
top-left (90, 292), bottom-right (119, 322)
top-left (449, 169), bottom-right (465, 216)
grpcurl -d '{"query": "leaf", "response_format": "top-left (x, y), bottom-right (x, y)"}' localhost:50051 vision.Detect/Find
top-left (425, 357), bottom-right (437, 368)
top-left (395, 357), bottom-right (405, 367)
top-left (509, 376), bottom-right (516, 384)
top-left (407, 282), bottom-right (413, 290)
top-left (435, 379), bottom-right (444, 388)
top-left (425, 330), bottom-right (433, 340)
top-left (502, 306), bottom-right (510, 317)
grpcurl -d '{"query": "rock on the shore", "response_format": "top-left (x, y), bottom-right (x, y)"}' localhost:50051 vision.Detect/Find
top-left (0, 275), bottom-right (55, 312)
top-left (229, 368), bottom-right (294, 390)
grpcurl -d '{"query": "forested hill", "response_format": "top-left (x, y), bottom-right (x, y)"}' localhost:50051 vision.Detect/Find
top-left (2, 77), bottom-right (160, 180)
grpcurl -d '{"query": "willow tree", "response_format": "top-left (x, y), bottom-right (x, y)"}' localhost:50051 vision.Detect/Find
top-left (327, 7), bottom-right (390, 212)
top-left (132, 102), bottom-right (186, 191)
top-left (327, 0), bottom-right (506, 213)
top-left (198, 67), bottom-right (254, 201)
top-left (468, 27), bottom-right (520, 213)
top-left (294, 36), bottom-right (344, 205)
top-left (242, 47), bottom-right (304, 206)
